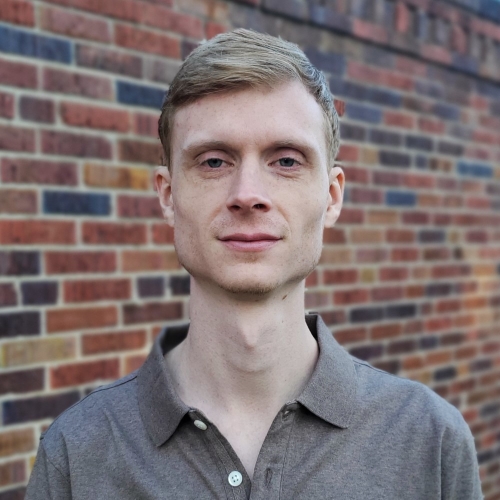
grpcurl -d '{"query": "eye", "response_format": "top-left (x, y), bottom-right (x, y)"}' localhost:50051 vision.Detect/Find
top-left (205, 158), bottom-right (223, 168)
top-left (278, 157), bottom-right (298, 167)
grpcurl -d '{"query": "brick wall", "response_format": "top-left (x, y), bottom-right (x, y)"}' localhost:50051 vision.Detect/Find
top-left (0, 0), bottom-right (500, 497)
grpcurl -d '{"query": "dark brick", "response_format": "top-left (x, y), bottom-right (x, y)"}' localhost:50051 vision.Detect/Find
top-left (0, 311), bottom-right (40, 338)
top-left (440, 332), bottom-right (465, 346)
top-left (2, 391), bottom-right (79, 425)
top-left (76, 44), bottom-right (142, 78)
top-left (438, 141), bottom-right (464, 156)
top-left (386, 191), bottom-right (416, 206)
top-left (0, 251), bottom-right (39, 276)
top-left (369, 129), bottom-right (402, 146)
top-left (0, 25), bottom-right (71, 63)
top-left (373, 359), bottom-right (400, 375)
top-left (21, 281), bottom-right (58, 305)
top-left (480, 402), bottom-right (500, 418)
top-left (434, 366), bottom-right (456, 381)
top-left (385, 303), bottom-right (416, 319)
top-left (340, 122), bottom-right (366, 141)
top-left (309, 4), bottom-right (352, 32)
top-left (349, 344), bottom-right (384, 360)
top-left (415, 80), bottom-right (443, 99)
top-left (415, 156), bottom-right (428, 169)
top-left (262, 0), bottom-right (309, 21)
top-left (425, 282), bottom-right (452, 296)
top-left (379, 150), bottom-right (411, 168)
top-left (0, 283), bottom-right (16, 307)
top-left (470, 358), bottom-right (492, 373)
top-left (116, 81), bottom-right (165, 109)
top-left (363, 45), bottom-right (395, 68)
top-left (405, 135), bottom-right (433, 151)
top-left (43, 191), bottom-right (110, 216)
top-left (367, 88), bottom-right (401, 108)
top-left (170, 275), bottom-right (190, 296)
top-left (137, 277), bottom-right (164, 298)
top-left (345, 102), bottom-right (382, 123)
top-left (373, 171), bottom-right (400, 186)
top-left (305, 48), bottom-right (345, 74)
top-left (457, 161), bottom-right (492, 178)
top-left (419, 229), bottom-right (445, 243)
top-left (0, 368), bottom-right (44, 395)
top-left (330, 78), bottom-right (368, 100)
top-left (0, 488), bottom-right (26, 500)
top-left (432, 103), bottom-right (460, 120)
top-left (420, 336), bottom-right (438, 349)
top-left (477, 449), bottom-right (494, 465)
top-left (349, 306), bottom-right (384, 323)
top-left (387, 339), bottom-right (416, 355)
top-left (42, 131), bottom-right (112, 159)
top-left (19, 96), bottom-right (54, 123)
top-left (123, 302), bottom-right (183, 324)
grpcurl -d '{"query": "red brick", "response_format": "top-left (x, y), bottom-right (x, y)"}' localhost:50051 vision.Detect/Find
top-left (82, 329), bottom-right (147, 355)
top-left (420, 44), bottom-right (451, 65)
top-left (352, 18), bottom-right (388, 44)
top-left (334, 99), bottom-right (345, 117)
top-left (305, 291), bottom-right (330, 308)
top-left (0, 220), bottom-right (75, 245)
top-left (124, 354), bottom-right (146, 374)
top-left (371, 286), bottom-right (403, 301)
top-left (348, 61), bottom-right (413, 91)
top-left (395, 56), bottom-right (427, 77)
top-left (334, 327), bottom-right (367, 345)
top-left (336, 144), bottom-right (358, 162)
top-left (0, 125), bottom-right (35, 152)
top-left (121, 250), bottom-right (179, 272)
top-left (42, 130), bottom-right (112, 159)
top-left (51, 359), bottom-right (119, 388)
top-left (0, 459), bottom-right (25, 487)
top-left (0, 0), bottom-right (34, 26)
top-left (0, 283), bottom-right (17, 307)
top-left (333, 288), bottom-right (369, 305)
top-left (205, 21), bottom-right (227, 39)
top-left (118, 139), bottom-right (162, 165)
top-left (323, 268), bottom-right (358, 285)
top-left (43, 0), bottom-right (142, 22)
top-left (0, 189), bottom-right (37, 214)
top-left (391, 247), bottom-right (419, 261)
top-left (384, 111), bottom-right (415, 129)
top-left (0, 92), bottom-right (14, 118)
top-left (82, 222), bottom-right (147, 245)
top-left (123, 301), bottom-right (183, 324)
top-left (40, 6), bottom-right (111, 42)
top-left (418, 117), bottom-right (445, 134)
top-left (45, 251), bottom-right (116, 274)
top-left (20, 96), bottom-right (55, 123)
top-left (133, 113), bottom-right (159, 137)
top-left (152, 223), bottom-right (174, 244)
top-left (403, 173), bottom-right (435, 190)
top-left (1, 158), bottom-right (77, 186)
top-left (337, 207), bottom-right (364, 224)
top-left (395, 2), bottom-right (409, 32)
top-left (371, 323), bottom-right (402, 340)
top-left (0, 428), bottom-right (34, 457)
top-left (0, 58), bottom-right (37, 88)
top-left (115, 24), bottom-right (180, 58)
top-left (323, 227), bottom-right (346, 244)
top-left (64, 278), bottom-right (131, 302)
top-left (118, 195), bottom-right (163, 218)
top-left (60, 102), bottom-right (129, 132)
top-left (43, 68), bottom-right (113, 99)
top-left (141, 5), bottom-right (204, 38)
top-left (76, 44), bottom-right (142, 78)
top-left (379, 267), bottom-right (409, 281)
top-left (47, 305), bottom-right (118, 332)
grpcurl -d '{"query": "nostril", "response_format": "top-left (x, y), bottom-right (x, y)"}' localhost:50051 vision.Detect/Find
top-left (254, 203), bottom-right (266, 209)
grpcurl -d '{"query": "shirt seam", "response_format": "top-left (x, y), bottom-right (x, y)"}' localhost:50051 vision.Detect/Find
top-left (278, 411), bottom-right (298, 500)
top-left (351, 357), bottom-right (422, 384)
top-left (40, 439), bottom-right (71, 487)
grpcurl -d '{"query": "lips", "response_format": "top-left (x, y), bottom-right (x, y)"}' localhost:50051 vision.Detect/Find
top-left (219, 233), bottom-right (280, 242)
top-left (218, 233), bottom-right (281, 252)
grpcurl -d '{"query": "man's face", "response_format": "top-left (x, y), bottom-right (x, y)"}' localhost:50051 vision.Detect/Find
top-left (156, 80), bottom-right (344, 298)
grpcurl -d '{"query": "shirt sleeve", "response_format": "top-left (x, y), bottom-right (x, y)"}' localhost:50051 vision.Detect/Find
top-left (441, 410), bottom-right (483, 500)
top-left (25, 439), bottom-right (72, 500)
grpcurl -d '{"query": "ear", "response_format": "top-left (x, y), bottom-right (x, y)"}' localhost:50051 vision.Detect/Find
top-left (154, 166), bottom-right (175, 226)
top-left (324, 165), bottom-right (345, 228)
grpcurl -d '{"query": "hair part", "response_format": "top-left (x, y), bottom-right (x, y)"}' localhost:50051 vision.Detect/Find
top-left (158, 28), bottom-right (340, 169)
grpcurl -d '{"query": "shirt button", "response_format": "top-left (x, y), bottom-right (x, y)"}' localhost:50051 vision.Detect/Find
top-left (193, 420), bottom-right (207, 430)
top-left (228, 471), bottom-right (243, 487)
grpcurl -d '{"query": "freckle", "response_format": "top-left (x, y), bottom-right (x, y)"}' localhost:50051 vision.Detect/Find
top-left (282, 294), bottom-right (288, 300)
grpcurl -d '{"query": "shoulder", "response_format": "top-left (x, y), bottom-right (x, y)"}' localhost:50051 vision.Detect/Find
top-left (351, 356), bottom-right (468, 436)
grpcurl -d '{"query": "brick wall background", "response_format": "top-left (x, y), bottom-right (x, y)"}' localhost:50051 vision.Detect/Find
top-left (0, 0), bottom-right (500, 496)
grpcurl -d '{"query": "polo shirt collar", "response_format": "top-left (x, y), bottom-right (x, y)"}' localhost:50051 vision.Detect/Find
top-left (137, 315), bottom-right (358, 447)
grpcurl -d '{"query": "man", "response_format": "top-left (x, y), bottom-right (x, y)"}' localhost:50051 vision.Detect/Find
top-left (27, 29), bottom-right (482, 499)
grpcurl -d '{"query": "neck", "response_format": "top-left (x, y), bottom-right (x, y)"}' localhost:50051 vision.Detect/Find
top-left (166, 278), bottom-right (318, 417)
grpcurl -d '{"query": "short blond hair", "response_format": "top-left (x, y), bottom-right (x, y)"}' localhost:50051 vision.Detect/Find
top-left (158, 28), bottom-right (339, 168)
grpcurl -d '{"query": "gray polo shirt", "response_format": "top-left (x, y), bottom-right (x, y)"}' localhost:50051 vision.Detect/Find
top-left (26, 315), bottom-right (482, 499)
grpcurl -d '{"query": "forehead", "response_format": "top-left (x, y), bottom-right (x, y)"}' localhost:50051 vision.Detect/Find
top-left (170, 81), bottom-right (329, 158)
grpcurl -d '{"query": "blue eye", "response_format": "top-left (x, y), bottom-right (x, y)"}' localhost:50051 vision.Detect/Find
top-left (206, 158), bottom-right (223, 168)
top-left (279, 158), bottom-right (296, 167)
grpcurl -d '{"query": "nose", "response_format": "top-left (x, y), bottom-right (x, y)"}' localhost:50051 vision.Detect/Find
top-left (225, 161), bottom-right (272, 214)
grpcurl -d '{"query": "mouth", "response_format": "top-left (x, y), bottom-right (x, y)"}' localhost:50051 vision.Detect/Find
top-left (218, 233), bottom-right (282, 252)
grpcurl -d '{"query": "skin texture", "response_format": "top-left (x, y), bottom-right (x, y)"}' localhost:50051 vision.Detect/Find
top-left (155, 80), bottom-right (345, 480)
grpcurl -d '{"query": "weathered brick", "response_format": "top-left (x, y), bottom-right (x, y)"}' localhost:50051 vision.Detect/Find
top-left (43, 68), bottom-right (113, 99)
top-left (51, 359), bottom-right (119, 388)
top-left (1, 337), bottom-right (76, 368)
top-left (0, 429), bottom-right (34, 457)
top-left (0, 284), bottom-right (17, 308)
top-left (43, 191), bottom-right (110, 216)
top-left (76, 44), bottom-right (142, 77)
top-left (118, 195), bottom-right (163, 218)
top-left (82, 329), bottom-right (147, 355)
top-left (45, 251), bottom-right (116, 274)
top-left (84, 163), bottom-right (151, 190)
top-left (1, 158), bottom-right (78, 186)
top-left (0, 0), bottom-right (34, 26)
top-left (19, 96), bottom-right (55, 123)
top-left (0, 312), bottom-right (39, 339)
top-left (115, 24), bottom-right (180, 58)
top-left (0, 125), bottom-right (35, 152)
top-left (3, 392), bottom-right (79, 425)
top-left (0, 460), bottom-right (25, 488)
top-left (0, 189), bottom-right (37, 214)
top-left (42, 130), bottom-right (112, 159)
top-left (0, 220), bottom-right (75, 245)
top-left (0, 92), bottom-right (14, 118)
top-left (0, 369), bottom-right (44, 395)
top-left (40, 6), bottom-right (111, 42)
top-left (64, 279), bottom-right (131, 302)
top-left (47, 305), bottom-right (117, 333)
top-left (118, 139), bottom-right (162, 164)
top-left (123, 301), bottom-right (183, 324)
top-left (60, 102), bottom-right (129, 131)
top-left (121, 250), bottom-right (179, 272)
top-left (0, 252), bottom-right (39, 276)
top-left (0, 58), bottom-right (37, 88)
